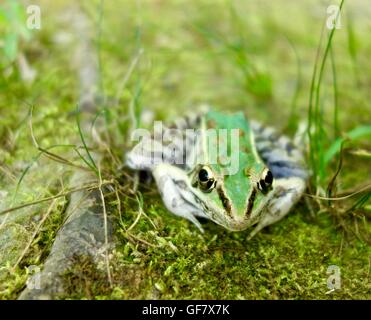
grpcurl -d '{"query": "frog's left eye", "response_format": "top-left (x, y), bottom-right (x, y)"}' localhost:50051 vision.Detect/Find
top-left (197, 166), bottom-right (216, 193)
top-left (257, 168), bottom-right (273, 193)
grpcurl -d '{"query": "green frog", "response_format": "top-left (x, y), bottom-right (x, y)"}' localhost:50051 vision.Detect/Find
top-left (126, 110), bottom-right (308, 238)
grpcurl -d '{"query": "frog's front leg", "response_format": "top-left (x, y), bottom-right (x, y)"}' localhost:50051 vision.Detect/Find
top-left (152, 163), bottom-right (206, 233)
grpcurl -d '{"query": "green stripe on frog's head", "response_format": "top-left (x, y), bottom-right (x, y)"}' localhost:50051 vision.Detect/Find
top-left (189, 111), bottom-right (272, 230)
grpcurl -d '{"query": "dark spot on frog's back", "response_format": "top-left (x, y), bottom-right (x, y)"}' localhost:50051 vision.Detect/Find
top-left (207, 120), bottom-right (216, 129)
top-left (268, 132), bottom-right (279, 142)
top-left (285, 142), bottom-right (295, 155)
top-left (240, 145), bottom-right (249, 153)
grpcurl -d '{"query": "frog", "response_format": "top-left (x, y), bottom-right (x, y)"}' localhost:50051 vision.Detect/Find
top-left (126, 109), bottom-right (308, 239)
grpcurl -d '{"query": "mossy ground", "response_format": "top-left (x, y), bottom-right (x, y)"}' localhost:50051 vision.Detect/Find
top-left (0, 0), bottom-right (370, 299)
top-left (57, 198), bottom-right (369, 300)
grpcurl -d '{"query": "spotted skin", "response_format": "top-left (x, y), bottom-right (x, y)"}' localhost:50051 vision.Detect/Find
top-left (251, 121), bottom-right (308, 179)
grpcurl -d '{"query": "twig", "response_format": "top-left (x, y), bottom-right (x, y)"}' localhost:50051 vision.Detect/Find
top-left (124, 232), bottom-right (156, 248)
top-left (98, 165), bottom-right (112, 286)
top-left (0, 181), bottom-right (113, 216)
top-left (127, 194), bottom-right (144, 232)
top-left (304, 184), bottom-right (370, 201)
top-left (12, 199), bottom-right (58, 271)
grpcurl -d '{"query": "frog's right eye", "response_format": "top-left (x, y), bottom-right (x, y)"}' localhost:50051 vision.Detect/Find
top-left (197, 166), bottom-right (216, 193)
top-left (257, 168), bottom-right (273, 194)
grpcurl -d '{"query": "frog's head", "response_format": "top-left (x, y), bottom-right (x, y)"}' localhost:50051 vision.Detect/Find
top-left (187, 160), bottom-right (274, 231)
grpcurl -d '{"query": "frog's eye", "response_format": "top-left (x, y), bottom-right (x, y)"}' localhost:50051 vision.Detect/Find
top-left (257, 168), bottom-right (273, 194)
top-left (197, 166), bottom-right (216, 193)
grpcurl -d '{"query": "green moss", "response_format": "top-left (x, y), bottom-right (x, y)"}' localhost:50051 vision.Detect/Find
top-left (52, 197), bottom-right (369, 299)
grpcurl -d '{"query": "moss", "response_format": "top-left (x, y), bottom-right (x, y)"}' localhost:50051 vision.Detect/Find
top-left (51, 196), bottom-right (369, 300)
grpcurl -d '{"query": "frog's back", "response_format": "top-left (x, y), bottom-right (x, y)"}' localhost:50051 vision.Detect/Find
top-left (127, 109), bottom-right (308, 180)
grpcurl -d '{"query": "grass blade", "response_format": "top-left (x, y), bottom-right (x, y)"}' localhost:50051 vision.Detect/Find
top-left (324, 125), bottom-right (371, 164)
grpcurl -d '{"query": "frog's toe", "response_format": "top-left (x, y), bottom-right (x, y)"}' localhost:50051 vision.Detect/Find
top-left (247, 224), bottom-right (264, 240)
top-left (188, 215), bottom-right (205, 233)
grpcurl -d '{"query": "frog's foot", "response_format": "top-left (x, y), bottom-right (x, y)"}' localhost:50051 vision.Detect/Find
top-left (247, 176), bottom-right (306, 240)
top-left (152, 163), bottom-right (206, 233)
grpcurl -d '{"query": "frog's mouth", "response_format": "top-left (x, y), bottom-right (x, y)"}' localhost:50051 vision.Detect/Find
top-left (176, 179), bottom-right (257, 231)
